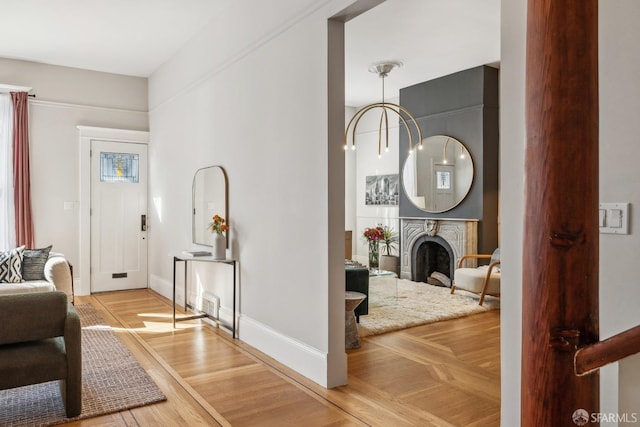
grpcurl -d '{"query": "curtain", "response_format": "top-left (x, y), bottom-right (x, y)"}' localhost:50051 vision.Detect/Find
top-left (0, 94), bottom-right (15, 250)
top-left (10, 92), bottom-right (34, 248)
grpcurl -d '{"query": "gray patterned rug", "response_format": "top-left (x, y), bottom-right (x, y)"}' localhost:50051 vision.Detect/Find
top-left (358, 276), bottom-right (500, 337)
top-left (0, 304), bottom-right (166, 426)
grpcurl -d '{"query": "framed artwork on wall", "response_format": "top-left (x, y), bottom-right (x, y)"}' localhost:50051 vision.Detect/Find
top-left (365, 174), bottom-right (399, 206)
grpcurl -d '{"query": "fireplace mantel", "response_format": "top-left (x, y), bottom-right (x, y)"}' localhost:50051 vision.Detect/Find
top-left (400, 217), bottom-right (478, 281)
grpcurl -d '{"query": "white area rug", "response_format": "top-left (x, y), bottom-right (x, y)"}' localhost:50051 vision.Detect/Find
top-left (357, 276), bottom-right (500, 337)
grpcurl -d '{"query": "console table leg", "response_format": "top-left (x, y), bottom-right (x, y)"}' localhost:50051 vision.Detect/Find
top-left (172, 257), bottom-right (177, 328)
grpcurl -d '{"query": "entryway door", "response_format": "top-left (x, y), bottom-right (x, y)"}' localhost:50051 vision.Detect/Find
top-left (90, 140), bottom-right (148, 292)
top-left (433, 164), bottom-right (455, 211)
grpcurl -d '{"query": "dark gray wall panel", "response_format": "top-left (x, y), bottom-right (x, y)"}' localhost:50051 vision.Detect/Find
top-left (399, 65), bottom-right (499, 252)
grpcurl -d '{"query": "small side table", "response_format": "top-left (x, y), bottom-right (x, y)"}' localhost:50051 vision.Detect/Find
top-left (345, 291), bottom-right (367, 349)
top-left (172, 253), bottom-right (238, 338)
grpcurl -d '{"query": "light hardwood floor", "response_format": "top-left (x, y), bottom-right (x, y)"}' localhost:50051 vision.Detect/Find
top-left (64, 289), bottom-right (500, 426)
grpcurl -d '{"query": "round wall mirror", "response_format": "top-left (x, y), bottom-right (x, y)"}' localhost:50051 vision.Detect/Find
top-left (402, 135), bottom-right (474, 213)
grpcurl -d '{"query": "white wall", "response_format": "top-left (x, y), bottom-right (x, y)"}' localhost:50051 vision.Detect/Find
top-left (600, 0), bottom-right (640, 421)
top-left (500, 0), bottom-right (527, 426)
top-left (148, 0), bottom-right (353, 387)
top-left (0, 58), bottom-right (148, 286)
top-left (345, 106), bottom-right (357, 247)
top-left (345, 100), bottom-right (400, 265)
top-left (500, 0), bottom-right (525, 424)
top-left (501, 0), bottom-right (640, 424)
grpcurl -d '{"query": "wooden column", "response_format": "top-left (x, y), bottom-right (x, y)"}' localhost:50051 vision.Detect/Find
top-left (522, 1), bottom-right (600, 426)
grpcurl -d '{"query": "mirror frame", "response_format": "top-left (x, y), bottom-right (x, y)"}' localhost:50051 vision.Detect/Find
top-left (401, 135), bottom-right (474, 213)
top-left (192, 165), bottom-right (229, 248)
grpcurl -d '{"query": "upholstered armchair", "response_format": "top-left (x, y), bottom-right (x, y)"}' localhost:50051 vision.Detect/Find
top-left (451, 248), bottom-right (500, 305)
top-left (0, 291), bottom-right (82, 417)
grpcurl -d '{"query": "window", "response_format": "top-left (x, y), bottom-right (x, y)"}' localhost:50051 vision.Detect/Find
top-left (0, 94), bottom-right (15, 250)
top-left (100, 152), bottom-right (139, 183)
top-left (436, 171), bottom-right (451, 190)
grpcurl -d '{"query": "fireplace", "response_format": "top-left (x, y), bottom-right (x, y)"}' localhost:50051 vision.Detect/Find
top-left (412, 236), bottom-right (455, 284)
top-left (400, 218), bottom-right (478, 284)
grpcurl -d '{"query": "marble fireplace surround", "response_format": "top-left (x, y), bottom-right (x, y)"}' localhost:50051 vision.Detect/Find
top-left (400, 218), bottom-right (478, 282)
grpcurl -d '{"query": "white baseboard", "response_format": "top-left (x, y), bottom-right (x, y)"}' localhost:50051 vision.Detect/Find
top-left (149, 274), bottom-right (175, 301)
top-left (238, 314), bottom-right (328, 387)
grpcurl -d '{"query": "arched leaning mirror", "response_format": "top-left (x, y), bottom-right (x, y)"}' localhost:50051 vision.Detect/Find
top-left (192, 166), bottom-right (228, 247)
top-left (402, 135), bottom-right (474, 213)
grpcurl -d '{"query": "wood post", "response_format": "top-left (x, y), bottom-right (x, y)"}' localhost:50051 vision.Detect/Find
top-left (522, 0), bottom-right (600, 425)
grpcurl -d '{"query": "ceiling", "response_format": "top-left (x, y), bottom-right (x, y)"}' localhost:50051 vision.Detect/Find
top-left (0, 0), bottom-right (230, 77)
top-left (0, 0), bottom-right (500, 107)
top-left (345, 0), bottom-right (500, 106)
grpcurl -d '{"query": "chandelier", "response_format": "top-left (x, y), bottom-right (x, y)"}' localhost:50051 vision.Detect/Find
top-left (344, 61), bottom-right (423, 157)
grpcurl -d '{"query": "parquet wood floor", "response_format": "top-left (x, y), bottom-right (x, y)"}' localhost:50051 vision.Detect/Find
top-left (62, 289), bottom-right (499, 426)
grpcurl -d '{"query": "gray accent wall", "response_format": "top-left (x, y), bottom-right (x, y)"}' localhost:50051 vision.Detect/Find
top-left (399, 65), bottom-right (499, 253)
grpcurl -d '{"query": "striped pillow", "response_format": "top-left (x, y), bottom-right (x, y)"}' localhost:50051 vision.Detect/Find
top-left (22, 245), bottom-right (53, 281)
top-left (0, 246), bottom-right (25, 283)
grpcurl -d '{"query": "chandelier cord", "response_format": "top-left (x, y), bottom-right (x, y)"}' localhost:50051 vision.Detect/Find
top-left (378, 75), bottom-right (390, 157)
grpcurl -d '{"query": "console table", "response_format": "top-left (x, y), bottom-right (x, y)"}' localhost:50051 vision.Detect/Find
top-left (172, 253), bottom-right (237, 338)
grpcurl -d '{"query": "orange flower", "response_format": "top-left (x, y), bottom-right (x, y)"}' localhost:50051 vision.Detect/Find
top-left (209, 214), bottom-right (229, 235)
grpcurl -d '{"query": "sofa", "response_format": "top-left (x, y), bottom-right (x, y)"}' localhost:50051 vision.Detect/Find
top-left (345, 266), bottom-right (369, 321)
top-left (0, 247), bottom-right (73, 303)
top-left (0, 291), bottom-right (82, 417)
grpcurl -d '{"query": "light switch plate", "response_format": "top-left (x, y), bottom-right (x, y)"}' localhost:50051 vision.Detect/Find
top-left (599, 203), bottom-right (630, 234)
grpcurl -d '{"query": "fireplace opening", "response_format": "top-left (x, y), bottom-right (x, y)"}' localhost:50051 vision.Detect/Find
top-left (411, 236), bottom-right (455, 287)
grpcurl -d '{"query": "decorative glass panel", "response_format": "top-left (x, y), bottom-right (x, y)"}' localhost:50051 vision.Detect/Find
top-left (436, 171), bottom-right (451, 189)
top-left (100, 152), bottom-right (139, 183)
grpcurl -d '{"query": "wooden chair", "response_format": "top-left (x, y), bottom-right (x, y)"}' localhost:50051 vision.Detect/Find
top-left (451, 249), bottom-right (500, 305)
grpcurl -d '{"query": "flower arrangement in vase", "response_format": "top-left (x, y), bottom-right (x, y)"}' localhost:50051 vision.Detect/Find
top-left (379, 225), bottom-right (399, 274)
top-left (362, 226), bottom-right (384, 270)
top-left (208, 214), bottom-right (228, 260)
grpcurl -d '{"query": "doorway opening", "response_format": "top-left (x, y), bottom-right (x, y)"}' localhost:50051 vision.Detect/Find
top-left (328, 0), bottom-right (502, 420)
top-left (78, 126), bottom-right (150, 296)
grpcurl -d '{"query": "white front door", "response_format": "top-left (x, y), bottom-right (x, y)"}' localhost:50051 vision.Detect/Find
top-left (90, 140), bottom-right (148, 292)
top-left (434, 164), bottom-right (455, 212)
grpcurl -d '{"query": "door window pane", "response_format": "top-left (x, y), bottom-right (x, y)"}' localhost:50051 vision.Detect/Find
top-left (100, 152), bottom-right (139, 183)
top-left (436, 171), bottom-right (451, 189)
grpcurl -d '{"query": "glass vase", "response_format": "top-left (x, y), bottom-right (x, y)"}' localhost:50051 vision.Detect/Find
top-left (368, 240), bottom-right (379, 271)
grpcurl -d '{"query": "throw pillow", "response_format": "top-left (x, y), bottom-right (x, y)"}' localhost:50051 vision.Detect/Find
top-left (22, 245), bottom-right (53, 281)
top-left (0, 246), bottom-right (25, 283)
